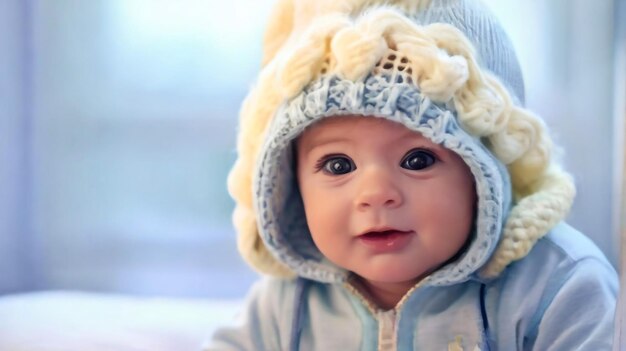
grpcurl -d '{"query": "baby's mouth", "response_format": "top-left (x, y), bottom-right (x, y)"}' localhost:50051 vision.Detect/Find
top-left (360, 230), bottom-right (412, 240)
top-left (357, 229), bottom-right (414, 251)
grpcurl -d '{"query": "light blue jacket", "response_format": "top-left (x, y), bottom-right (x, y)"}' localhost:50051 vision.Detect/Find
top-left (207, 223), bottom-right (617, 350)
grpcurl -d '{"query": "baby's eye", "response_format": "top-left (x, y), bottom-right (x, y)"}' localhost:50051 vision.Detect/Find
top-left (319, 156), bottom-right (356, 175)
top-left (401, 149), bottom-right (436, 170)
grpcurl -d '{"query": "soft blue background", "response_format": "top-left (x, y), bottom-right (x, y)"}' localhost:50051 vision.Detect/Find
top-left (0, 0), bottom-right (623, 299)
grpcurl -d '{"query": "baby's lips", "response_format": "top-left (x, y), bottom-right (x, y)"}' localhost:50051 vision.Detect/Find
top-left (358, 225), bottom-right (411, 237)
top-left (361, 230), bottom-right (411, 238)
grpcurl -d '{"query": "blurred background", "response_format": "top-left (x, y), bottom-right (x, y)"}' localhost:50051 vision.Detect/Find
top-left (0, 0), bottom-right (624, 300)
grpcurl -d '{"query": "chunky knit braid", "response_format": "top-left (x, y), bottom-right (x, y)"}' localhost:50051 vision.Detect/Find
top-left (228, 3), bottom-right (575, 278)
top-left (228, 59), bottom-right (296, 277)
top-left (481, 167), bottom-right (576, 277)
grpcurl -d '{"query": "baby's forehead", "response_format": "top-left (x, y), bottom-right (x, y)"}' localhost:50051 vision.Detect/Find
top-left (295, 115), bottom-right (438, 153)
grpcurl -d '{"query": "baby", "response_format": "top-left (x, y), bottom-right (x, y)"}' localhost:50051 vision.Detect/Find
top-left (207, 0), bottom-right (618, 349)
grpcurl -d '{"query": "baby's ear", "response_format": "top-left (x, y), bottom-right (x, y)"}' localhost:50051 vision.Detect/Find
top-left (262, 0), bottom-right (295, 67)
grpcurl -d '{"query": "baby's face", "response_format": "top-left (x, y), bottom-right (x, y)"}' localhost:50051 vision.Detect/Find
top-left (296, 116), bottom-right (476, 286)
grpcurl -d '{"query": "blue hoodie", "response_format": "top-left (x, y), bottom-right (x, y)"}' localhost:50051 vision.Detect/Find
top-left (208, 224), bottom-right (616, 350)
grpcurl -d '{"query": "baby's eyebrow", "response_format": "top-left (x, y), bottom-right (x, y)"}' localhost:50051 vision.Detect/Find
top-left (299, 137), bottom-right (350, 155)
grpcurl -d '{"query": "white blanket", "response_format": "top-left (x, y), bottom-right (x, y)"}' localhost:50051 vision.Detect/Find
top-left (0, 291), bottom-right (243, 351)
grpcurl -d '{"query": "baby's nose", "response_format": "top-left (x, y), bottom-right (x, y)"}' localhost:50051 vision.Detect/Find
top-left (353, 167), bottom-right (403, 210)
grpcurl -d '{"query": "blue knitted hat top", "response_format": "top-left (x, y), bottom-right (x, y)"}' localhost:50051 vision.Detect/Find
top-left (228, 0), bottom-right (575, 282)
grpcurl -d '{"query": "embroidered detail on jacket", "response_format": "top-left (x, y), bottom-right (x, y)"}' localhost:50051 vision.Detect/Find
top-left (448, 336), bottom-right (481, 351)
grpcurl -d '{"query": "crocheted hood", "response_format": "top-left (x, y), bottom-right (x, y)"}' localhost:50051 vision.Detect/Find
top-left (228, 0), bottom-right (576, 283)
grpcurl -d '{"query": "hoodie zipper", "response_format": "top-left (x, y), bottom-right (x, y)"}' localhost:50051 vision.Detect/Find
top-left (344, 278), bottom-right (426, 351)
top-left (377, 309), bottom-right (397, 351)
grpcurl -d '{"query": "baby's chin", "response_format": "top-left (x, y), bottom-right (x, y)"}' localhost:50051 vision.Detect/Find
top-left (346, 256), bottom-right (443, 284)
top-left (350, 266), bottom-right (432, 288)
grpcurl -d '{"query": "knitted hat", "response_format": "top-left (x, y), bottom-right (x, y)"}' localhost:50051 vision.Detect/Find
top-left (227, 0), bottom-right (575, 281)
